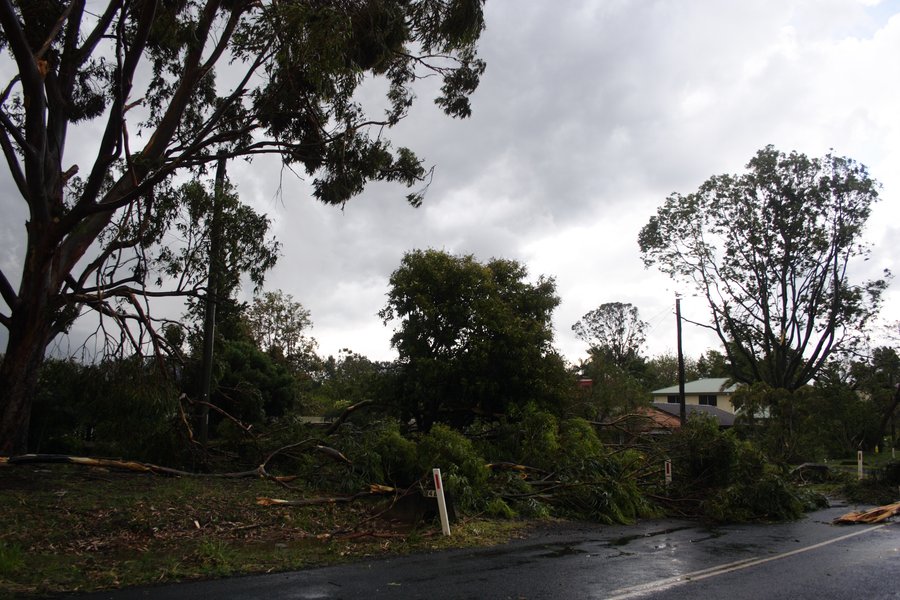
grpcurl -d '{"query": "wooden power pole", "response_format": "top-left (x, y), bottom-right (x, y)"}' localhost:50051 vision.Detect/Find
top-left (676, 297), bottom-right (687, 425)
top-left (199, 153), bottom-right (227, 446)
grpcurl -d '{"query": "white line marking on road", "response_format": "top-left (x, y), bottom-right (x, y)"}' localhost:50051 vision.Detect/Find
top-left (606, 523), bottom-right (892, 600)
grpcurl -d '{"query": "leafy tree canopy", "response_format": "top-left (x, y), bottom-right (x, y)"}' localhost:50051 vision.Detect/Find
top-left (642, 353), bottom-right (698, 392)
top-left (574, 355), bottom-right (648, 422)
top-left (245, 290), bottom-right (317, 373)
top-left (572, 302), bottom-right (647, 368)
top-left (379, 249), bottom-right (568, 431)
top-left (639, 146), bottom-right (890, 391)
top-left (0, 0), bottom-right (486, 453)
top-left (304, 349), bottom-right (393, 415)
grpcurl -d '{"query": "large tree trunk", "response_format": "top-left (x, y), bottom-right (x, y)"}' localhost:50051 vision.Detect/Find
top-left (0, 309), bottom-right (53, 455)
top-left (0, 237), bottom-right (57, 455)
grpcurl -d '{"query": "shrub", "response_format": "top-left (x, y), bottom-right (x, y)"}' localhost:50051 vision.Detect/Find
top-left (29, 357), bottom-right (185, 465)
top-left (372, 428), bottom-right (420, 486)
top-left (488, 409), bottom-right (650, 523)
top-left (661, 415), bottom-right (808, 522)
top-left (417, 424), bottom-right (490, 512)
top-left (873, 460), bottom-right (900, 486)
top-left (703, 471), bottom-right (805, 522)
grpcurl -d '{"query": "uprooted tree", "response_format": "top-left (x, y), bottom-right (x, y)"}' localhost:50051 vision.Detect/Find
top-left (638, 146), bottom-right (890, 391)
top-left (0, 0), bottom-right (487, 454)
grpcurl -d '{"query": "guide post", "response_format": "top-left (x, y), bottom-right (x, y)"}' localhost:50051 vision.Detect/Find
top-left (433, 468), bottom-right (452, 536)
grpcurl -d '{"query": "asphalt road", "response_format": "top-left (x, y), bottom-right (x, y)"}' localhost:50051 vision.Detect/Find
top-left (73, 503), bottom-right (899, 600)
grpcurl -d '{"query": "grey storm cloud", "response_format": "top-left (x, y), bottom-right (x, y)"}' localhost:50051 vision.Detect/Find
top-left (2, 0), bottom-right (899, 362)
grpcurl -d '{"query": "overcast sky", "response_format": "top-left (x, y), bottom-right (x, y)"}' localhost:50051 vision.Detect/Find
top-left (4, 0), bottom-right (900, 365)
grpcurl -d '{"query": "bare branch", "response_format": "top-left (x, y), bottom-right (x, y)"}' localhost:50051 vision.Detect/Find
top-left (0, 267), bottom-right (16, 307)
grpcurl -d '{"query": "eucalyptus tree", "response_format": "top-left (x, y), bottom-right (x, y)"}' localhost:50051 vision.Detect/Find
top-left (246, 291), bottom-right (315, 359)
top-left (638, 146), bottom-right (889, 390)
top-left (572, 302), bottom-right (647, 369)
top-left (0, 0), bottom-right (487, 453)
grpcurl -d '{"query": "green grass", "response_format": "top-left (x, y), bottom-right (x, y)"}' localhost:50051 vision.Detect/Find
top-left (0, 542), bottom-right (24, 577)
top-left (0, 464), bottom-right (527, 597)
top-left (797, 453), bottom-right (900, 505)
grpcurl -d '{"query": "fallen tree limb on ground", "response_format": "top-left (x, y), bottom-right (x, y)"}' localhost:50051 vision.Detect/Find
top-left (833, 502), bottom-right (900, 524)
top-left (257, 484), bottom-right (397, 507)
top-left (1, 448), bottom-right (350, 481)
top-left (3, 454), bottom-right (212, 476)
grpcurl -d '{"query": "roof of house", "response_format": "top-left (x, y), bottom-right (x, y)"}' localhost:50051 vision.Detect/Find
top-left (650, 402), bottom-right (736, 427)
top-left (651, 377), bottom-right (739, 396)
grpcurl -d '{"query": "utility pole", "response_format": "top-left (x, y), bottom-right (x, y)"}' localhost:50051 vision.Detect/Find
top-left (676, 297), bottom-right (686, 425)
top-left (199, 152), bottom-right (227, 446)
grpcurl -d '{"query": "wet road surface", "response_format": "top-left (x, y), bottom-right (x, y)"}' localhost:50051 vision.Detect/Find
top-left (74, 502), bottom-right (899, 599)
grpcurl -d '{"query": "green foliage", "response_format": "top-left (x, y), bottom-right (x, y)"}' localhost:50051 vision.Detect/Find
top-left (642, 353), bottom-right (699, 392)
top-left (489, 409), bottom-right (650, 523)
top-left (702, 472), bottom-right (804, 523)
top-left (695, 350), bottom-right (732, 379)
top-left (0, 542), bottom-right (24, 577)
top-left (358, 425), bottom-right (420, 488)
top-left (1, 0), bottom-right (487, 454)
top-left (245, 291), bottom-right (317, 367)
top-left (733, 381), bottom-right (881, 463)
top-left (483, 497), bottom-right (517, 519)
top-left (847, 347), bottom-right (900, 444)
top-left (846, 458), bottom-right (900, 505)
top-left (213, 340), bottom-right (299, 424)
top-left (671, 415), bottom-right (756, 487)
top-left (662, 416), bottom-right (805, 522)
top-left (28, 358), bottom-right (184, 465)
top-left (380, 249), bottom-right (569, 431)
top-left (417, 424), bottom-right (490, 512)
top-left (639, 146), bottom-right (889, 390)
top-left (321, 411), bottom-right (651, 524)
top-left (574, 351), bottom-right (648, 421)
top-left (572, 302), bottom-right (647, 368)
top-left (501, 409), bottom-right (561, 470)
top-left (304, 350), bottom-right (392, 416)
top-left (152, 179), bottom-right (279, 298)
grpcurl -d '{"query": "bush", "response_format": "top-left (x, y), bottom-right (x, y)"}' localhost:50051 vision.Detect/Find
top-left (417, 424), bottom-right (490, 513)
top-left (487, 409), bottom-right (650, 523)
top-left (661, 415), bottom-right (807, 522)
top-left (29, 357), bottom-right (185, 465)
top-left (703, 471), bottom-right (805, 522)
top-left (839, 460), bottom-right (900, 505)
top-left (873, 460), bottom-right (900, 486)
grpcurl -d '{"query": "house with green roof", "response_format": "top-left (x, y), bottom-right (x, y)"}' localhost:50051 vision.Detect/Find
top-left (650, 377), bottom-right (740, 414)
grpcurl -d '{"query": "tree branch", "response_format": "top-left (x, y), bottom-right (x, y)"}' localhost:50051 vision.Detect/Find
top-left (0, 266), bottom-right (15, 308)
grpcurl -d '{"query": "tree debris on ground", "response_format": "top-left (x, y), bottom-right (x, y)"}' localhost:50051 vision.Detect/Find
top-left (832, 502), bottom-right (900, 524)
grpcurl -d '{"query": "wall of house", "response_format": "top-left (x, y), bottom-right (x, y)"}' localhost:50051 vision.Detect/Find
top-left (653, 394), bottom-right (736, 413)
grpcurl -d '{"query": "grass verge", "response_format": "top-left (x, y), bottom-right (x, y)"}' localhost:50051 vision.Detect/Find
top-left (0, 463), bottom-right (527, 597)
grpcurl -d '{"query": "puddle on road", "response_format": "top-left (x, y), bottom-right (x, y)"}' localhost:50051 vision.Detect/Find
top-left (689, 528), bottom-right (725, 543)
top-left (537, 545), bottom-right (588, 558)
top-left (609, 526), bottom-right (692, 547)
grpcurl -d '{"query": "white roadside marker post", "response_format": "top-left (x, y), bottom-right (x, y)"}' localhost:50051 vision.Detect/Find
top-left (433, 468), bottom-right (451, 536)
top-left (664, 459), bottom-right (672, 487)
top-left (857, 450), bottom-right (864, 481)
